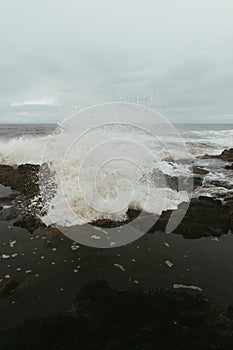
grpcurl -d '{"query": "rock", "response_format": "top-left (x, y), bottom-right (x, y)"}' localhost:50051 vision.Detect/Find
top-left (13, 215), bottom-right (46, 233)
top-left (151, 196), bottom-right (230, 238)
top-left (202, 148), bottom-right (233, 161)
top-left (0, 164), bottom-right (39, 198)
top-left (165, 174), bottom-right (203, 191)
top-left (0, 279), bottom-right (20, 298)
top-left (0, 280), bottom-right (233, 349)
top-left (150, 168), bottom-right (203, 191)
top-left (207, 179), bottom-right (233, 190)
top-left (225, 163), bottom-right (233, 170)
top-left (92, 195), bottom-right (232, 239)
top-left (192, 166), bottom-right (209, 175)
top-left (0, 207), bottom-right (19, 220)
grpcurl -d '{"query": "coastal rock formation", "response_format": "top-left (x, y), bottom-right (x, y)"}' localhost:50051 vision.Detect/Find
top-left (0, 164), bottom-right (39, 198)
top-left (192, 165), bottom-right (209, 175)
top-left (13, 215), bottom-right (46, 233)
top-left (202, 148), bottom-right (233, 161)
top-left (225, 163), bottom-right (233, 170)
top-left (0, 163), bottom-right (232, 238)
top-left (151, 196), bottom-right (230, 238)
top-left (0, 280), bottom-right (232, 350)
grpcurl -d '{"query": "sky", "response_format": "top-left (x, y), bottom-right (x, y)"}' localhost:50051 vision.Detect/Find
top-left (0, 0), bottom-right (233, 123)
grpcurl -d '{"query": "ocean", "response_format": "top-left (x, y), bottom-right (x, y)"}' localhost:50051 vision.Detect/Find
top-left (0, 122), bottom-right (232, 229)
top-left (1, 122), bottom-right (233, 329)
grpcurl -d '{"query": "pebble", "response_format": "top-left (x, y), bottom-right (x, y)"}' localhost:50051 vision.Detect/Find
top-left (165, 260), bottom-right (174, 268)
top-left (173, 284), bottom-right (203, 292)
top-left (114, 263), bottom-right (126, 271)
top-left (70, 245), bottom-right (79, 251)
top-left (9, 240), bottom-right (16, 248)
top-left (2, 254), bottom-right (10, 259)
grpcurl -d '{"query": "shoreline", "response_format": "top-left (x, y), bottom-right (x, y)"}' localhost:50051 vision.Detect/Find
top-left (0, 149), bottom-right (233, 346)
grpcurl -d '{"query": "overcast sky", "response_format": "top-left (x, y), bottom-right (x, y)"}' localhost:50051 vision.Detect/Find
top-left (0, 0), bottom-right (233, 123)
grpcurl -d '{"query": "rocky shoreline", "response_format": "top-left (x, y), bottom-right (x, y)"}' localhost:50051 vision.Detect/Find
top-left (0, 280), bottom-right (233, 350)
top-left (0, 149), bottom-right (233, 348)
top-left (0, 149), bottom-right (233, 239)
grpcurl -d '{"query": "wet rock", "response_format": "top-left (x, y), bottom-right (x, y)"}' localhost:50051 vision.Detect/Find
top-left (0, 279), bottom-right (20, 299)
top-left (13, 215), bottom-right (46, 233)
top-left (225, 163), bottom-right (233, 170)
top-left (202, 148), bottom-right (233, 162)
top-left (93, 196), bottom-right (232, 239)
top-left (0, 280), bottom-right (233, 349)
top-left (151, 169), bottom-right (203, 190)
top-left (0, 164), bottom-right (39, 198)
top-left (0, 207), bottom-right (19, 221)
top-left (192, 166), bottom-right (209, 175)
top-left (208, 180), bottom-right (233, 190)
top-left (151, 196), bottom-right (230, 238)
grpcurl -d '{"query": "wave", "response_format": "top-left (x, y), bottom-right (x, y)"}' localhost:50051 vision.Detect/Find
top-left (36, 119), bottom-right (192, 227)
top-left (1, 122), bottom-right (231, 228)
top-left (0, 135), bottom-right (48, 164)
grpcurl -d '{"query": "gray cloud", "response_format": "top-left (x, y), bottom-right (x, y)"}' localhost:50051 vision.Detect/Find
top-left (0, 0), bottom-right (233, 123)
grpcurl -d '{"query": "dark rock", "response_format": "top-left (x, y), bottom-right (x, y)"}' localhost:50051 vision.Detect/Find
top-left (151, 196), bottom-right (230, 238)
top-left (13, 215), bottom-right (46, 233)
top-left (0, 280), bottom-right (233, 350)
top-left (0, 207), bottom-right (19, 220)
top-left (150, 168), bottom-right (203, 191)
top-left (0, 279), bottom-right (20, 299)
top-left (165, 174), bottom-right (203, 191)
top-left (93, 196), bottom-right (232, 239)
top-left (192, 166), bottom-right (209, 175)
top-left (225, 163), bottom-right (233, 170)
top-left (208, 180), bottom-right (233, 190)
top-left (202, 148), bottom-right (233, 162)
top-left (0, 164), bottom-right (39, 198)
top-left (193, 175), bottom-right (204, 188)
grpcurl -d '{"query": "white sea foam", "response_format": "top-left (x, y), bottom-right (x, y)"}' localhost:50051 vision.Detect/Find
top-left (37, 118), bottom-right (191, 227)
top-left (0, 136), bottom-right (47, 164)
top-left (1, 121), bottom-right (232, 229)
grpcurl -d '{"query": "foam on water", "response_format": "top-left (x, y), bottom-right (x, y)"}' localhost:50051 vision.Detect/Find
top-left (37, 112), bottom-right (191, 227)
top-left (0, 136), bottom-right (47, 164)
top-left (1, 121), bottom-right (232, 227)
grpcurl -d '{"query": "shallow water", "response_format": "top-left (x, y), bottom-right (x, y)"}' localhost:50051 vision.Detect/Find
top-left (0, 222), bottom-right (233, 330)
